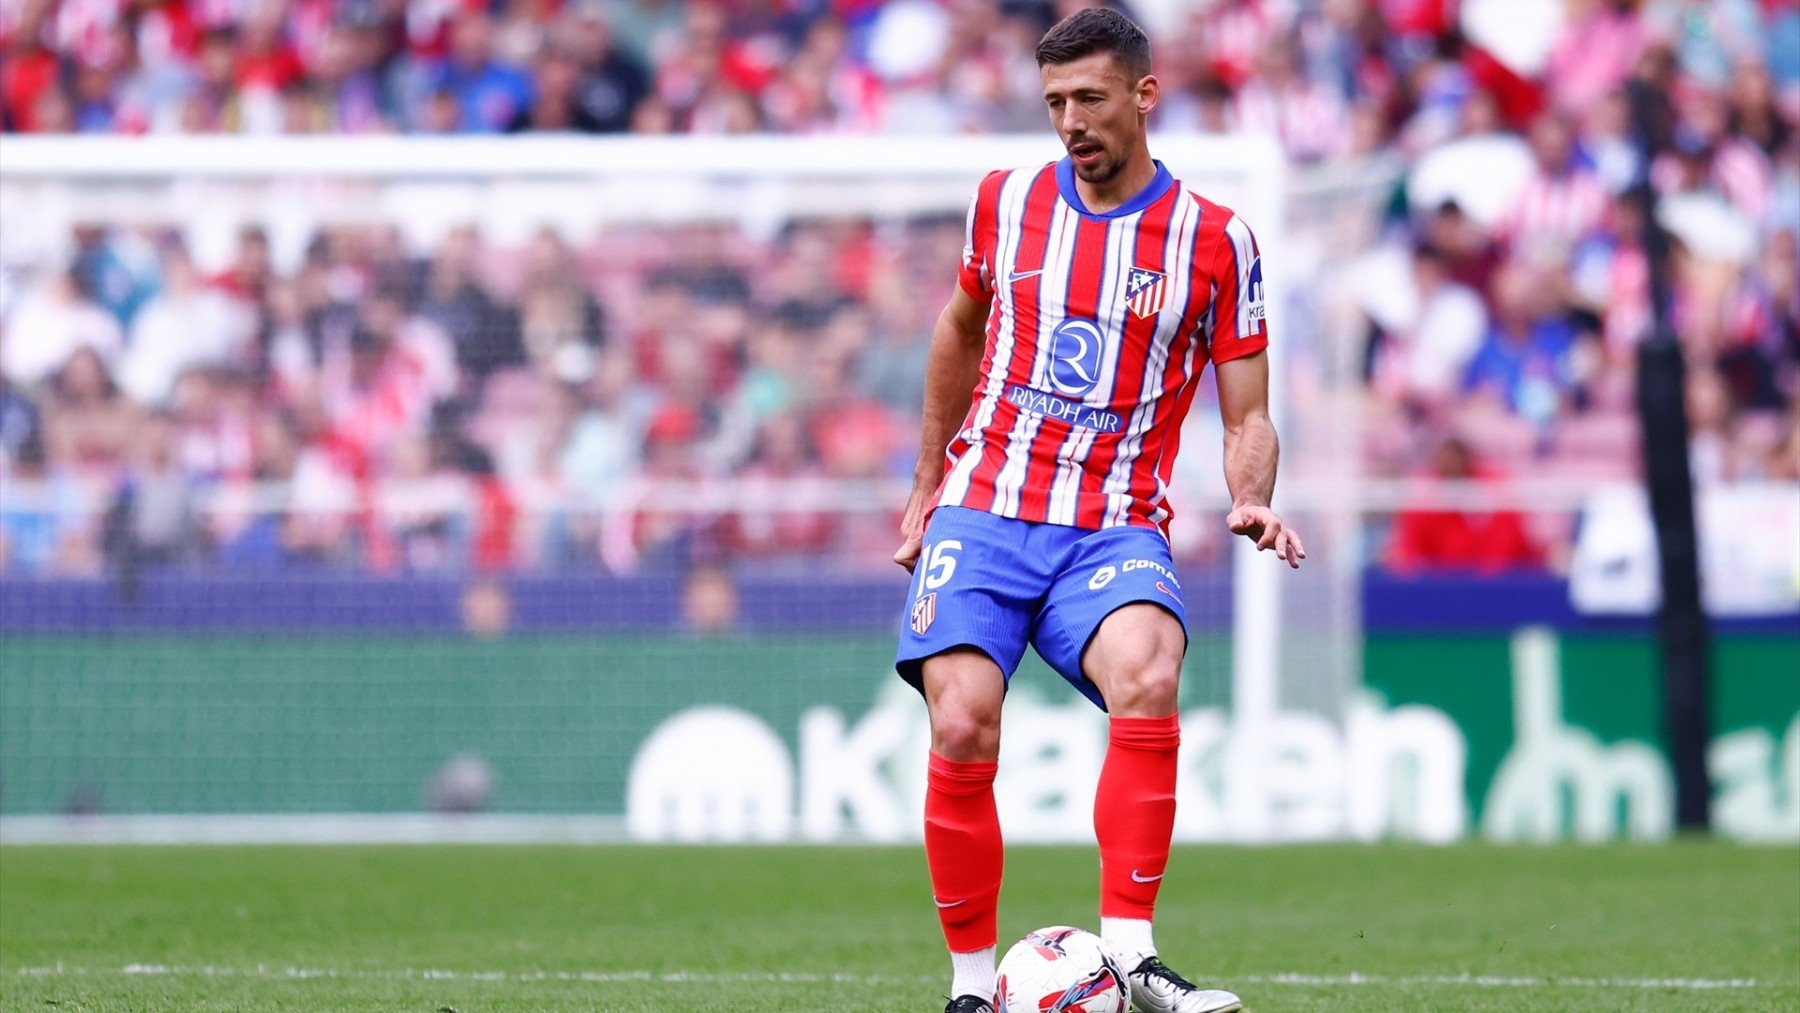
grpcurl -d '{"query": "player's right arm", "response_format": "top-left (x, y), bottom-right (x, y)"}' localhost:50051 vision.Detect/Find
top-left (894, 284), bottom-right (990, 573)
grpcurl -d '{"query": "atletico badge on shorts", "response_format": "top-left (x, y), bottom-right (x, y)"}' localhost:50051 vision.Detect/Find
top-left (910, 592), bottom-right (937, 635)
top-left (1125, 267), bottom-right (1168, 319)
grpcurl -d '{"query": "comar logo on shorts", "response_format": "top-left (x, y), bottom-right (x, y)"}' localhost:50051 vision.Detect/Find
top-left (1126, 267), bottom-right (1168, 319)
top-left (910, 593), bottom-right (937, 635)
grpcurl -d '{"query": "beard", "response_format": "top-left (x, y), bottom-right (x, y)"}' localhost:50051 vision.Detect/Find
top-left (1070, 145), bottom-right (1124, 184)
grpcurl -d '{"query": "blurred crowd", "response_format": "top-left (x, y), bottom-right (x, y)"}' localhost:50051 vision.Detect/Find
top-left (1, 0), bottom-right (1797, 578)
top-left (0, 216), bottom-right (946, 574)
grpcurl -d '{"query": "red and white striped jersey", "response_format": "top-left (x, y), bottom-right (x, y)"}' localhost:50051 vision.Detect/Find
top-left (931, 158), bottom-right (1269, 535)
top-left (1497, 167), bottom-right (1608, 253)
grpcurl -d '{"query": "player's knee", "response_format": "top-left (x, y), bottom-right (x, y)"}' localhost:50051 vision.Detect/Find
top-left (1108, 661), bottom-right (1181, 715)
top-left (929, 700), bottom-right (1002, 760)
top-left (922, 649), bottom-right (1005, 760)
top-left (927, 689), bottom-right (1002, 760)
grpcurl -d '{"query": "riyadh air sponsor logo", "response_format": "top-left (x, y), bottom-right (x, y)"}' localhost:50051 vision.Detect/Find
top-left (1125, 267), bottom-right (1169, 318)
top-left (1046, 318), bottom-right (1106, 398)
top-left (910, 593), bottom-right (937, 635)
top-left (1004, 384), bottom-right (1123, 433)
top-left (1246, 255), bottom-right (1265, 325)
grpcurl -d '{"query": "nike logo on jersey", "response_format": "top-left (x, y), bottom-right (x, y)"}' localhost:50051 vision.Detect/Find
top-left (933, 897), bottom-right (968, 909)
top-left (1130, 869), bottom-right (1164, 883)
top-left (1008, 269), bottom-right (1044, 283)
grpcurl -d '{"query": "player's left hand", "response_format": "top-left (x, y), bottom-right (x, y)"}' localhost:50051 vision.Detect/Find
top-left (893, 485), bottom-right (932, 573)
top-left (1227, 504), bottom-right (1306, 569)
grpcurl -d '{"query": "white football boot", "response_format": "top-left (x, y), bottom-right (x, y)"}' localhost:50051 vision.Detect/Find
top-left (1127, 955), bottom-right (1243, 1013)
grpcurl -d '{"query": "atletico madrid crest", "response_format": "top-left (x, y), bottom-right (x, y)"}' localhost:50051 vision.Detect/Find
top-left (909, 592), bottom-right (937, 635)
top-left (1125, 267), bottom-right (1168, 318)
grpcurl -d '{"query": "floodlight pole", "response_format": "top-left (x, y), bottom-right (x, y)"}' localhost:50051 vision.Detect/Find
top-left (1627, 78), bottom-right (1712, 832)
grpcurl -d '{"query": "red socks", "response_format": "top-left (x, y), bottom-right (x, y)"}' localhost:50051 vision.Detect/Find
top-left (1095, 714), bottom-right (1180, 919)
top-left (923, 752), bottom-right (1003, 952)
top-left (924, 716), bottom-right (1178, 947)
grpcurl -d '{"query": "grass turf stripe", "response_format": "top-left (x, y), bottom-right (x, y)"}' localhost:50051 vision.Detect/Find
top-left (9, 965), bottom-right (1772, 990)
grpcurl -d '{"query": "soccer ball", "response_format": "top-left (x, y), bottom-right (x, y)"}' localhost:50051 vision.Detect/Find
top-left (995, 925), bottom-right (1130, 1013)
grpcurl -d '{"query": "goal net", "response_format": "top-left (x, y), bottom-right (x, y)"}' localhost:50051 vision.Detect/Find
top-left (0, 134), bottom-right (1390, 844)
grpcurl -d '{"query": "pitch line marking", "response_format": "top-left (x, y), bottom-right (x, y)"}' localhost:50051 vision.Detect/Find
top-left (7, 964), bottom-right (1776, 991)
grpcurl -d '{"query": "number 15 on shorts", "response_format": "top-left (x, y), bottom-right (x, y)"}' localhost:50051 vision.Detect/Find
top-left (919, 539), bottom-right (961, 591)
top-left (909, 539), bottom-right (960, 636)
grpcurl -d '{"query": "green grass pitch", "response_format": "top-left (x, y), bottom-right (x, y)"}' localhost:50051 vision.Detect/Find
top-left (2, 842), bottom-right (1794, 1011)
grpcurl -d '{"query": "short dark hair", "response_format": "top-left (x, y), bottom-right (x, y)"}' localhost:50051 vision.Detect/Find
top-left (1035, 8), bottom-right (1151, 82)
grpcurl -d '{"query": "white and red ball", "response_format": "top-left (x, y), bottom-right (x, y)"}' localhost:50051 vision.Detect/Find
top-left (995, 926), bottom-right (1130, 1013)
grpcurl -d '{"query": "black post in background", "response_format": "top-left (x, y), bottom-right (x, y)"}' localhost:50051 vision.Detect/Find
top-left (1626, 77), bottom-right (1712, 832)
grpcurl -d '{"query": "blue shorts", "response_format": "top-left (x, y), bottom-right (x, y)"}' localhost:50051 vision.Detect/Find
top-left (894, 506), bottom-right (1189, 710)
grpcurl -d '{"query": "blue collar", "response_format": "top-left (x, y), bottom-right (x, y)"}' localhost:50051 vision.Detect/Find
top-left (1055, 157), bottom-right (1174, 219)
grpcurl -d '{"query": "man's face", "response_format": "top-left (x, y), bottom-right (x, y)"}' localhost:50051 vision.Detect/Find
top-left (1041, 52), bottom-right (1154, 185)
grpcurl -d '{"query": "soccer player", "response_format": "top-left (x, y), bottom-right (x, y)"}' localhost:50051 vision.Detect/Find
top-left (892, 10), bottom-right (1304, 1013)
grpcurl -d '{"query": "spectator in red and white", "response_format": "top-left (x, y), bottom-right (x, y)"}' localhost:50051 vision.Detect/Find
top-left (1386, 435), bottom-right (1544, 574)
top-left (652, 1), bottom-right (776, 131)
top-left (231, 3), bottom-right (305, 134)
top-left (1496, 111), bottom-right (1609, 258)
top-left (761, 16), bottom-right (882, 134)
top-left (722, 409), bottom-right (836, 559)
top-left (1231, 28), bottom-right (1350, 163)
top-left (1570, 194), bottom-right (1655, 357)
top-left (924, 0), bottom-right (1041, 135)
top-left (168, 368), bottom-right (256, 485)
top-left (625, 400), bottom-right (706, 565)
top-left (380, 428), bottom-right (465, 571)
top-left (212, 225), bottom-right (275, 303)
top-left (318, 288), bottom-right (456, 466)
top-left (1654, 84), bottom-right (1775, 221)
top-left (1544, 0), bottom-right (1650, 114)
top-left (1193, 0), bottom-right (1280, 92)
top-left (120, 242), bottom-right (257, 406)
top-left (276, 396), bottom-right (361, 564)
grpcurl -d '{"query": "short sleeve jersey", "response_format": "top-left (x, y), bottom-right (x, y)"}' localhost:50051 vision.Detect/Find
top-left (932, 157), bottom-right (1269, 533)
